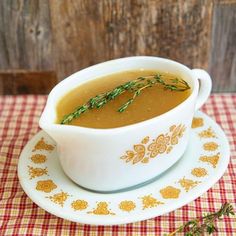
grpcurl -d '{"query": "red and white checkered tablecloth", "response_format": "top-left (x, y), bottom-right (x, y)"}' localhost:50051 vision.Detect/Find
top-left (0, 94), bottom-right (235, 235)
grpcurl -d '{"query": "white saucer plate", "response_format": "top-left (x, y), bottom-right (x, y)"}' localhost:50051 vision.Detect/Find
top-left (18, 111), bottom-right (230, 225)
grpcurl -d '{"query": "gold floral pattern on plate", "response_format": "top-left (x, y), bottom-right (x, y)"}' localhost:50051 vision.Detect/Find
top-left (28, 166), bottom-right (48, 179)
top-left (30, 154), bottom-right (47, 164)
top-left (141, 195), bottom-right (164, 209)
top-left (199, 127), bottom-right (217, 138)
top-left (33, 138), bottom-right (55, 152)
top-left (119, 201), bottom-right (136, 212)
top-left (178, 177), bottom-right (200, 192)
top-left (203, 142), bottom-right (219, 151)
top-left (191, 168), bottom-right (208, 177)
top-left (199, 153), bottom-right (220, 168)
top-left (88, 202), bottom-right (115, 215)
top-left (120, 124), bottom-right (186, 164)
top-left (17, 110), bottom-right (229, 225)
top-left (160, 186), bottom-right (181, 199)
top-left (71, 199), bottom-right (88, 211)
top-left (191, 117), bottom-right (204, 128)
top-left (47, 191), bottom-right (70, 207)
top-left (36, 180), bottom-right (57, 193)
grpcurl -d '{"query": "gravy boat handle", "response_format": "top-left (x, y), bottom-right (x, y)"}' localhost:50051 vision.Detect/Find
top-left (192, 69), bottom-right (212, 111)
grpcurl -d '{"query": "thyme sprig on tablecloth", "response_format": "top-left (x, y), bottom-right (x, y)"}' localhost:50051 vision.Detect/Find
top-left (165, 203), bottom-right (234, 236)
top-left (61, 74), bottom-right (190, 124)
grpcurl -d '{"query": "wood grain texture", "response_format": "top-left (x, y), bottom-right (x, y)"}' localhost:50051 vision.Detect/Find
top-left (50, 0), bottom-right (213, 81)
top-left (0, 0), bottom-right (235, 93)
top-left (209, 1), bottom-right (236, 92)
top-left (0, 0), bottom-right (52, 70)
top-left (0, 70), bottom-right (57, 95)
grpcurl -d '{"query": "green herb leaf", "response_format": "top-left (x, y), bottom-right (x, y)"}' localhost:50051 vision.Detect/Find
top-left (165, 203), bottom-right (234, 236)
top-left (61, 74), bottom-right (190, 124)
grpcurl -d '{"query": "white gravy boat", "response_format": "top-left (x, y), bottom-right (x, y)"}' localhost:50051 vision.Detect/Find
top-left (39, 56), bottom-right (212, 192)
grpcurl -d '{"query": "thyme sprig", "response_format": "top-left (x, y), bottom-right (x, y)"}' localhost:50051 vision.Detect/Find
top-left (61, 74), bottom-right (190, 124)
top-left (165, 203), bottom-right (234, 236)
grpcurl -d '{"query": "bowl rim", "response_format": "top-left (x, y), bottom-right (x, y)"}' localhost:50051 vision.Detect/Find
top-left (39, 56), bottom-right (198, 134)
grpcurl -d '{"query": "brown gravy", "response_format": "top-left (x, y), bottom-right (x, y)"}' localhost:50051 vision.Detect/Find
top-left (56, 70), bottom-right (191, 128)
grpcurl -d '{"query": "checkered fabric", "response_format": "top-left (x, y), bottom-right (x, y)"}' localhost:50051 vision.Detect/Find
top-left (0, 94), bottom-right (235, 236)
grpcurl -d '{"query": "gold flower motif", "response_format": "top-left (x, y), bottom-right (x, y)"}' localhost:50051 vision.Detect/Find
top-left (141, 136), bottom-right (150, 144)
top-left (30, 154), bottom-right (47, 164)
top-left (166, 146), bottom-right (173, 154)
top-left (203, 142), bottom-right (219, 151)
top-left (191, 168), bottom-right (208, 177)
top-left (160, 186), bottom-right (181, 199)
top-left (199, 153), bottom-right (220, 168)
top-left (141, 157), bottom-right (149, 163)
top-left (121, 144), bottom-right (145, 164)
top-left (71, 199), bottom-right (88, 211)
top-left (191, 117), bottom-right (204, 128)
top-left (28, 166), bottom-right (48, 179)
top-left (178, 177), bottom-right (200, 192)
top-left (120, 124), bottom-right (186, 164)
top-left (47, 191), bottom-right (69, 207)
top-left (170, 124), bottom-right (186, 145)
top-left (179, 125), bottom-right (186, 137)
top-left (141, 195), bottom-right (164, 209)
top-left (121, 151), bottom-right (134, 162)
top-left (119, 201), bottom-right (136, 212)
top-left (199, 127), bottom-right (217, 138)
top-left (88, 202), bottom-right (115, 215)
top-left (36, 180), bottom-right (57, 193)
top-left (33, 138), bottom-right (54, 152)
top-left (148, 134), bottom-right (170, 158)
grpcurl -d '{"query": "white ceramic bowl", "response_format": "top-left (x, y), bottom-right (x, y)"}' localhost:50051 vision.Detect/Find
top-left (39, 56), bottom-right (212, 192)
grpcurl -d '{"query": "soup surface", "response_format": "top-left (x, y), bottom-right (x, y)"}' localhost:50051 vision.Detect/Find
top-left (56, 70), bottom-right (191, 128)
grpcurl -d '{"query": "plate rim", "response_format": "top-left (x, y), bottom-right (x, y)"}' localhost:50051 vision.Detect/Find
top-left (17, 111), bottom-right (230, 225)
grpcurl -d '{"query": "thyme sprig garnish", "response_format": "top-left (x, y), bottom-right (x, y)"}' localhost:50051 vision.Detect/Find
top-left (165, 203), bottom-right (234, 236)
top-left (61, 74), bottom-right (190, 124)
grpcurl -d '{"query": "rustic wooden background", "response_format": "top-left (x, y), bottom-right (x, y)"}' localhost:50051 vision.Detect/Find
top-left (0, 0), bottom-right (235, 94)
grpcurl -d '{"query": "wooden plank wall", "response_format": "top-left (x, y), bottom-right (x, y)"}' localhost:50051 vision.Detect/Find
top-left (209, 0), bottom-right (236, 92)
top-left (0, 0), bottom-right (235, 94)
top-left (50, 0), bottom-right (212, 79)
top-left (0, 0), bottom-right (55, 94)
top-left (0, 0), bottom-right (52, 70)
